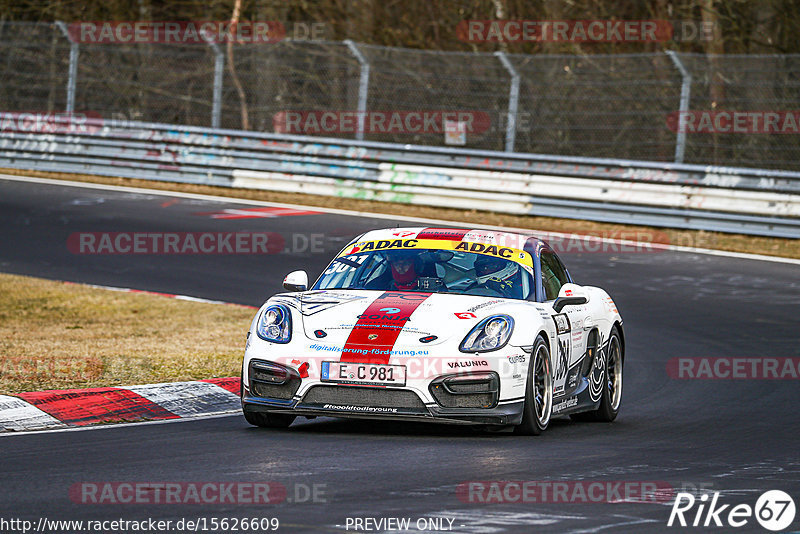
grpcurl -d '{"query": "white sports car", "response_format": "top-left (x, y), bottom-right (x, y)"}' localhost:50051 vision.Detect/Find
top-left (241, 227), bottom-right (624, 434)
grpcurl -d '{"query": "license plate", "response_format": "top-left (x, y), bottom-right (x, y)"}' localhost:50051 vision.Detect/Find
top-left (321, 362), bottom-right (406, 387)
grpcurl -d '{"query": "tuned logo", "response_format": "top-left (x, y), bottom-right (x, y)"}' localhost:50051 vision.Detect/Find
top-left (668, 490), bottom-right (796, 530)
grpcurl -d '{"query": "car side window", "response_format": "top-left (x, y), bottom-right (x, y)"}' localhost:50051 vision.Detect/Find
top-left (540, 250), bottom-right (569, 300)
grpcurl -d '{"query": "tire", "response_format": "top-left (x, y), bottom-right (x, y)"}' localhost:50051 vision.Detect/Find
top-left (515, 336), bottom-right (553, 435)
top-left (571, 326), bottom-right (623, 422)
top-left (243, 410), bottom-right (296, 429)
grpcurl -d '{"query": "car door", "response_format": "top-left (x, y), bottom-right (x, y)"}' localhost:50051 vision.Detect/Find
top-left (539, 249), bottom-right (588, 396)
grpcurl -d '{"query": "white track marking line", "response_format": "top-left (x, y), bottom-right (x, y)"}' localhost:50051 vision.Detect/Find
top-left (0, 411), bottom-right (241, 437)
top-left (2, 173), bottom-right (798, 266)
top-left (66, 281), bottom-right (256, 308)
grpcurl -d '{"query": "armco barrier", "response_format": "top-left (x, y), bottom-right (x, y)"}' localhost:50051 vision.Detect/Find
top-left (1, 118), bottom-right (798, 238)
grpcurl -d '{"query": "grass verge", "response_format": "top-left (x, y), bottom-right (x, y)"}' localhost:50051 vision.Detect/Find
top-left (2, 168), bottom-right (798, 259)
top-left (0, 273), bottom-right (254, 394)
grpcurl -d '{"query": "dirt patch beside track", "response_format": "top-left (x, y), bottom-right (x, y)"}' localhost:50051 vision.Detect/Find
top-left (0, 273), bottom-right (253, 394)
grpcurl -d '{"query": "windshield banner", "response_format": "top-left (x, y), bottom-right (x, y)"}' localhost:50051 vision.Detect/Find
top-left (338, 238), bottom-right (534, 270)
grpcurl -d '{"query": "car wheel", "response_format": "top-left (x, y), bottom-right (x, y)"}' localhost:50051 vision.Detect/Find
top-left (515, 335), bottom-right (553, 435)
top-left (243, 410), bottom-right (296, 429)
top-left (571, 326), bottom-right (623, 422)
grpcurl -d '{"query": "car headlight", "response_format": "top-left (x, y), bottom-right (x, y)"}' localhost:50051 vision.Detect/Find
top-left (256, 305), bottom-right (292, 343)
top-left (459, 315), bottom-right (514, 353)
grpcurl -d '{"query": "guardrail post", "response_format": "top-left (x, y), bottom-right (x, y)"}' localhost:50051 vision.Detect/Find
top-left (344, 39), bottom-right (370, 141)
top-left (666, 50), bottom-right (692, 164)
top-left (201, 31), bottom-right (225, 129)
top-left (55, 21), bottom-right (79, 114)
top-left (494, 51), bottom-right (520, 153)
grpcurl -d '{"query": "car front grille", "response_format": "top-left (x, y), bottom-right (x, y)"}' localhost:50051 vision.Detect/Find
top-left (429, 373), bottom-right (499, 408)
top-left (430, 386), bottom-right (496, 408)
top-left (301, 385), bottom-right (427, 409)
top-left (251, 381), bottom-right (300, 399)
top-left (249, 360), bottom-right (301, 400)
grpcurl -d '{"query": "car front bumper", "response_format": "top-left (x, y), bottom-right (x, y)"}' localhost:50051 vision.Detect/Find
top-left (242, 387), bottom-right (525, 426)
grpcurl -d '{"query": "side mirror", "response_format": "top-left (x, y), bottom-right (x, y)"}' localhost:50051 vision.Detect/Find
top-left (553, 283), bottom-right (588, 313)
top-left (283, 270), bottom-right (308, 292)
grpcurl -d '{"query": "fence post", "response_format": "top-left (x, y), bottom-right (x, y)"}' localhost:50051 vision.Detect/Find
top-left (666, 50), bottom-right (692, 164)
top-left (54, 21), bottom-right (79, 114)
top-left (494, 51), bottom-right (520, 153)
top-left (201, 32), bottom-right (225, 129)
top-left (344, 40), bottom-right (370, 141)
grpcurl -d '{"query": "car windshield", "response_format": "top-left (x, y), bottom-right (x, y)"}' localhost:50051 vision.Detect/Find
top-left (313, 248), bottom-right (534, 300)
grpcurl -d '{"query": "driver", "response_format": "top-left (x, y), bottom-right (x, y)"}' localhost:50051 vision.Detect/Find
top-left (472, 255), bottom-right (522, 298)
top-left (389, 251), bottom-right (419, 290)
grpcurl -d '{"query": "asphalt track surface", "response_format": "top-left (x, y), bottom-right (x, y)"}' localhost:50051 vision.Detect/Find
top-left (1, 176), bottom-right (799, 533)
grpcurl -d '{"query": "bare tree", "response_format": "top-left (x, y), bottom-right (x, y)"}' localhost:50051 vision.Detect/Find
top-left (227, 0), bottom-right (249, 130)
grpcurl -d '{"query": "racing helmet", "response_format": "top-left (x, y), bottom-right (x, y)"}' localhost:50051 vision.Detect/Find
top-left (389, 250), bottom-right (418, 289)
top-left (474, 255), bottom-right (518, 284)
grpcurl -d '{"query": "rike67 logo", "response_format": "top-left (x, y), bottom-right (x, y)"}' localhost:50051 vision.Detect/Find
top-left (668, 490), bottom-right (796, 531)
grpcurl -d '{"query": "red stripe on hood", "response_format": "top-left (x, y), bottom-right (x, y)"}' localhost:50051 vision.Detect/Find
top-left (340, 292), bottom-right (431, 364)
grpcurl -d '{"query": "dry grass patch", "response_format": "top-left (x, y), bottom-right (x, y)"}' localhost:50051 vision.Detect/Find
top-left (0, 273), bottom-right (254, 394)
top-left (2, 168), bottom-right (798, 260)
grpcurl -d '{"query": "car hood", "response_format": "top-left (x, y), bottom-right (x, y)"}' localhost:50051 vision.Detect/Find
top-left (277, 290), bottom-right (511, 347)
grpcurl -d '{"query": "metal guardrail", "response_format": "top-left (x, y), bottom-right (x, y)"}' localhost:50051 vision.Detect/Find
top-left (0, 119), bottom-right (798, 238)
top-left (5, 22), bottom-right (800, 170)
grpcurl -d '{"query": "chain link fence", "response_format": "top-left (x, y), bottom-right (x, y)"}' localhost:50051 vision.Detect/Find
top-left (2, 21), bottom-right (799, 170)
